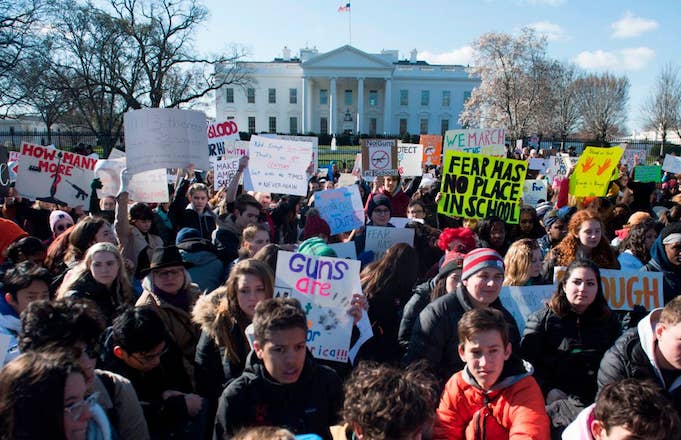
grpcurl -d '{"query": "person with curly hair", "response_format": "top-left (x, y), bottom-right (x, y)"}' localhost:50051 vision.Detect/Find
top-left (476, 216), bottom-right (510, 257)
top-left (512, 206), bottom-right (545, 240)
top-left (436, 227), bottom-right (476, 255)
top-left (503, 239), bottom-right (546, 286)
top-left (618, 218), bottom-right (658, 269)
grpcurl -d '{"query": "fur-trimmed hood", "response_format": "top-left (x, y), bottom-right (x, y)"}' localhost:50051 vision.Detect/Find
top-left (191, 289), bottom-right (231, 339)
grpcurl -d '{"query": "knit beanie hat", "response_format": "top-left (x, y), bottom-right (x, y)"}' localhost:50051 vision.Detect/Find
top-left (175, 227), bottom-right (202, 245)
top-left (0, 218), bottom-right (28, 264)
top-left (49, 210), bottom-right (73, 233)
top-left (437, 251), bottom-right (465, 280)
top-left (302, 215), bottom-right (331, 240)
top-left (461, 248), bottom-right (504, 281)
top-left (297, 237), bottom-right (337, 258)
top-left (367, 194), bottom-right (392, 218)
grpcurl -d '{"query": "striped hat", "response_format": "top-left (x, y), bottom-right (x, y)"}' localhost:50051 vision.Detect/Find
top-left (461, 248), bottom-right (504, 281)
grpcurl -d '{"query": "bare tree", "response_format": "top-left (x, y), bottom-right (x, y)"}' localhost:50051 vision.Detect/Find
top-left (550, 62), bottom-right (581, 145)
top-left (642, 63), bottom-right (681, 151)
top-left (574, 72), bottom-right (629, 145)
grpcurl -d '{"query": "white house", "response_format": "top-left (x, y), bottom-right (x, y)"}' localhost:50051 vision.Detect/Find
top-left (215, 45), bottom-right (480, 136)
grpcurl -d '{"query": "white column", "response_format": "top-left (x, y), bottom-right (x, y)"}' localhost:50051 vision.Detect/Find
top-left (383, 78), bottom-right (392, 134)
top-left (329, 77), bottom-right (337, 135)
top-left (305, 78), bottom-right (313, 133)
top-left (357, 77), bottom-right (364, 134)
top-left (301, 77), bottom-right (307, 133)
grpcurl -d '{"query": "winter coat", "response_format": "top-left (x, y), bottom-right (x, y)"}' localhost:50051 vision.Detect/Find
top-left (404, 286), bottom-right (521, 387)
top-left (169, 178), bottom-right (217, 240)
top-left (597, 308), bottom-right (681, 413)
top-left (520, 305), bottom-right (621, 403)
top-left (116, 221), bottom-right (164, 278)
top-left (0, 296), bottom-right (20, 365)
top-left (432, 359), bottom-right (550, 440)
top-left (643, 236), bottom-right (681, 304)
top-left (213, 351), bottom-right (343, 440)
top-left (398, 279), bottom-right (434, 352)
top-left (213, 213), bottom-right (243, 264)
top-left (178, 238), bottom-right (225, 293)
top-left (64, 272), bottom-right (130, 325)
top-left (561, 404), bottom-right (596, 440)
top-left (93, 369), bottom-right (150, 440)
top-left (618, 250), bottom-right (644, 270)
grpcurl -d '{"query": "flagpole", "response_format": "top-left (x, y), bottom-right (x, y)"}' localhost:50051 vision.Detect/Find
top-left (349, 6), bottom-right (352, 45)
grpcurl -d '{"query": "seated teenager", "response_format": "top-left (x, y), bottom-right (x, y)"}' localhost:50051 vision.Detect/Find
top-left (563, 378), bottom-right (679, 440)
top-left (432, 308), bottom-right (550, 440)
top-left (213, 297), bottom-right (343, 440)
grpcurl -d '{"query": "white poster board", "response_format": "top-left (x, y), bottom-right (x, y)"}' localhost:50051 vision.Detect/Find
top-left (443, 128), bottom-right (507, 156)
top-left (328, 241), bottom-right (358, 260)
top-left (16, 143), bottom-right (96, 207)
top-left (499, 285), bottom-right (556, 333)
top-left (274, 251), bottom-right (359, 362)
top-left (124, 108), bottom-right (209, 174)
top-left (94, 157), bottom-right (169, 203)
top-left (547, 154), bottom-right (579, 182)
top-left (336, 173), bottom-right (357, 187)
top-left (364, 226), bottom-right (415, 260)
top-left (528, 158), bottom-right (549, 172)
top-left (522, 180), bottom-right (548, 206)
top-left (243, 136), bottom-right (312, 196)
top-left (207, 120), bottom-right (241, 169)
top-left (261, 134), bottom-right (319, 171)
top-left (397, 143), bottom-right (424, 177)
top-left (662, 154), bottom-right (681, 174)
top-left (213, 141), bottom-right (249, 190)
top-left (315, 186), bottom-right (365, 235)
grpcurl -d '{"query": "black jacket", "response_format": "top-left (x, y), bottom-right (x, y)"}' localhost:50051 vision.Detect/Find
top-left (520, 305), bottom-right (621, 403)
top-left (403, 285), bottom-right (521, 388)
top-left (398, 279), bottom-right (434, 352)
top-left (65, 273), bottom-right (128, 325)
top-left (213, 351), bottom-right (343, 440)
top-left (194, 323), bottom-right (249, 400)
top-left (644, 236), bottom-right (681, 304)
top-left (169, 177), bottom-right (216, 240)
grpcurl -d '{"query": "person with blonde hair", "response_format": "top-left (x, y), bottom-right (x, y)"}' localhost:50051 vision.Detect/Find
top-left (503, 239), bottom-right (546, 286)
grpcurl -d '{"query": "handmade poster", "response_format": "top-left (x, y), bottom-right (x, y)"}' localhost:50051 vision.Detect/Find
top-left (336, 173), bottom-right (357, 187)
top-left (419, 134), bottom-right (443, 166)
top-left (0, 147), bottom-right (9, 197)
top-left (207, 120), bottom-right (240, 168)
top-left (351, 153), bottom-right (362, 176)
top-left (94, 157), bottom-right (169, 203)
top-left (243, 135), bottom-right (313, 196)
top-left (437, 150), bottom-right (527, 224)
top-left (261, 134), bottom-right (319, 170)
top-left (546, 154), bottom-right (579, 182)
top-left (633, 165), bottom-right (662, 183)
top-left (443, 128), bottom-right (507, 157)
top-left (662, 154), bottom-right (681, 174)
top-left (361, 139), bottom-right (398, 178)
top-left (108, 148), bottom-right (125, 159)
top-left (388, 217), bottom-right (420, 228)
top-left (315, 186), bottom-right (364, 235)
top-left (499, 285), bottom-right (556, 333)
top-left (553, 267), bottom-right (664, 311)
top-left (397, 143), bottom-right (424, 177)
top-left (8, 151), bottom-right (20, 162)
top-left (274, 251), bottom-right (361, 362)
top-left (569, 146), bottom-right (623, 197)
top-left (364, 226), bottom-right (415, 260)
top-left (124, 108), bottom-right (209, 174)
top-left (16, 143), bottom-right (96, 207)
top-left (522, 180), bottom-right (548, 206)
top-left (528, 158), bottom-right (549, 172)
top-left (328, 241), bottom-right (358, 260)
top-left (212, 141), bottom-right (249, 190)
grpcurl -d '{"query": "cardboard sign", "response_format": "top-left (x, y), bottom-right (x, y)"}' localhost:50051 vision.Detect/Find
top-left (0, 147), bottom-right (10, 197)
top-left (243, 135), bottom-right (312, 196)
top-left (420, 134), bottom-right (443, 166)
top-left (553, 267), bottom-right (664, 311)
top-left (397, 143), bottom-right (424, 177)
top-left (499, 285), bottom-right (556, 333)
top-left (16, 143), bottom-right (96, 207)
top-left (213, 141), bottom-right (249, 190)
top-left (547, 154), bottom-right (579, 182)
top-left (274, 251), bottom-right (360, 362)
top-left (437, 150), bottom-right (527, 224)
top-left (315, 186), bottom-right (365, 235)
top-left (522, 180), bottom-right (548, 206)
top-left (361, 139), bottom-right (398, 178)
top-left (528, 158), bottom-right (549, 172)
top-left (633, 165), bottom-right (662, 183)
top-left (364, 226), bottom-right (415, 260)
top-left (443, 128), bottom-right (507, 157)
top-left (336, 173), bottom-right (357, 187)
top-left (662, 154), bottom-right (681, 174)
top-left (328, 241), bottom-right (358, 260)
top-left (124, 108), bottom-right (209, 174)
top-left (261, 134), bottom-right (319, 171)
top-left (569, 146), bottom-right (623, 197)
top-left (94, 157), bottom-right (169, 203)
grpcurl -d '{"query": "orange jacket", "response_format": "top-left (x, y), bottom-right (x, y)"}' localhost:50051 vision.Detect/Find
top-left (433, 359), bottom-right (549, 440)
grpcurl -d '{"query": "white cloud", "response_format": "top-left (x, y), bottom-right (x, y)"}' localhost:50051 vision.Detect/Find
top-left (611, 12), bottom-right (658, 38)
top-left (527, 21), bottom-right (569, 41)
top-left (573, 47), bottom-right (655, 70)
top-left (420, 46), bottom-right (476, 66)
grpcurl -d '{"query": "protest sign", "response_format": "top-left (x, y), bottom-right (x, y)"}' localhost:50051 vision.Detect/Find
top-left (662, 154), bottom-right (681, 174)
top-left (397, 143), bottom-right (423, 177)
top-left (364, 226), bottom-right (415, 260)
top-left (8, 151), bottom-right (20, 162)
top-left (443, 128), bottom-right (507, 156)
top-left (108, 148), bottom-right (125, 159)
top-left (633, 165), bottom-right (661, 183)
top-left (569, 146), bottom-right (623, 197)
top-left (274, 251), bottom-right (360, 362)
top-left (261, 134), bottom-right (319, 170)
top-left (328, 241), bottom-right (357, 260)
top-left (361, 139), bottom-right (398, 178)
top-left (336, 173), bottom-right (357, 187)
top-left (388, 217), bottom-right (411, 228)
top-left (522, 180), bottom-right (548, 206)
top-left (213, 141), bottom-right (249, 190)
top-left (243, 135), bottom-right (312, 196)
top-left (315, 186), bottom-right (365, 235)
top-left (124, 108), bottom-right (208, 174)
top-left (420, 134), bottom-right (443, 166)
top-left (621, 145), bottom-right (646, 171)
top-left (437, 150), bottom-right (527, 224)
top-left (0, 147), bottom-right (10, 197)
top-left (207, 120), bottom-right (240, 166)
top-left (16, 143), bottom-right (96, 207)
top-left (351, 153), bottom-right (362, 176)
top-left (546, 154), bottom-right (579, 182)
top-left (528, 158), bottom-right (549, 172)
top-left (94, 157), bottom-right (169, 203)
top-left (499, 285), bottom-right (555, 333)
top-left (0, 334), bottom-right (10, 366)
top-left (554, 267), bottom-right (664, 311)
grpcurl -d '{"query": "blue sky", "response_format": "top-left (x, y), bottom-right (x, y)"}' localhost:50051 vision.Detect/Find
top-left (194, 0), bottom-right (679, 134)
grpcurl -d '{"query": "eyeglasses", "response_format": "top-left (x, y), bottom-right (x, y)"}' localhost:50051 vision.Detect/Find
top-left (154, 268), bottom-right (183, 278)
top-left (56, 223), bottom-right (74, 232)
top-left (130, 344), bottom-right (168, 363)
top-left (64, 392), bottom-right (98, 421)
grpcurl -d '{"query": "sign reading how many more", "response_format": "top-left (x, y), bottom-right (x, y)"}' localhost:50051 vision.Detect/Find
top-left (243, 135), bottom-right (313, 197)
top-left (444, 128), bottom-right (507, 157)
top-left (437, 150), bottom-right (527, 224)
top-left (315, 186), bottom-right (365, 235)
top-left (361, 139), bottom-right (398, 178)
top-left (274, 251), bottom-right (361, 362)
top-left (569, 146), bottom-right (623, 197)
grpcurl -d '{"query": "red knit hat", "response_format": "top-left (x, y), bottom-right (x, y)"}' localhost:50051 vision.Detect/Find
top-left (302, 215), bottom-right (331, 240)
top-left (461, 248), bottom-right (504, 281)
top-left (0, 218), bottom-right (28, 264)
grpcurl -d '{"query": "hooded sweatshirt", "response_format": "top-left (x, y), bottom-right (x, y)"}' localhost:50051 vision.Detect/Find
top-left (561, 404), bottom-right (596, 440)
top-left (644, 236), bottom-right (681, 304)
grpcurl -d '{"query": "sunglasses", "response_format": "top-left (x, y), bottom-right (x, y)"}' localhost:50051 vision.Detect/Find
top-left (64, 392), bottom-right (98, 422)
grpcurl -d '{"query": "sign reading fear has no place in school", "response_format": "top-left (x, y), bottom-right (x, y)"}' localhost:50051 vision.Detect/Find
top-left (437, 150), bottom-right (527, 224)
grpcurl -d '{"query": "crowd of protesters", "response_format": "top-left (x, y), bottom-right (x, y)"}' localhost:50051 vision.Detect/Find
top-left (1, 142), bottom-right (681, 440)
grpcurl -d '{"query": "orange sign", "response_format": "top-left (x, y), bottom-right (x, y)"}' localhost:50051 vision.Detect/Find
top-left (419, 134), bottom-right (443, 166)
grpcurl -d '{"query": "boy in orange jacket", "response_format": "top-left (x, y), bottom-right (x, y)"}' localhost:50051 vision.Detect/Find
top-left (433, 308), bottom-right (549, 440)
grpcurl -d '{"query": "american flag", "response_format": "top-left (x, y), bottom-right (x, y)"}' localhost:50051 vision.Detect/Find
top-left (338, 2), bottom-right (350, 12)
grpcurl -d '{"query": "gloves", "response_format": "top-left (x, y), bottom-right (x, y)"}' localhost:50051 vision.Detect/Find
top-left (118, 168), bottom-right (131, 196)
top-left (91, 178), bottom-right (103, 190)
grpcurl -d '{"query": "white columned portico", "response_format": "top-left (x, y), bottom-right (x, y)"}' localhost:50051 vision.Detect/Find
top-left (383, 78), bottom-right (392, 134)
top-left (357, 77), bottom-right (364, 134)
top-left (301, 77), bottom-right (307, 133)
top-left (329, 77), bottom-right (337, 135)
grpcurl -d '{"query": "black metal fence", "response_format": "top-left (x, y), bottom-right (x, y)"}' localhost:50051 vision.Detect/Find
top-left (0, 130), bottom-right (101, 154)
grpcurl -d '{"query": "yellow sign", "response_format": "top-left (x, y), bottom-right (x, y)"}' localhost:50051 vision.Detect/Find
top-left (569, 146), bottom-right (623, 197)
top-left (437, 150), bottom-right (527, 224)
